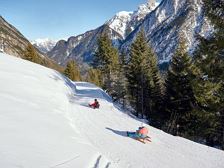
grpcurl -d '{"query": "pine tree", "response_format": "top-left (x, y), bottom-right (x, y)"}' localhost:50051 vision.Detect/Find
top-left (22, 44), bottom-right (64, 72)
top-left (23, 44), bottom-right (40, 64)
top-left (190, 0), bottom-right (224, 148)
top-left (93, 34), bottom-right (120, 99)
top-left (148, 49), bottom-right (165, 128)
top-left (64, 60), bottom-right (82, 81)
top-left (113, 52), bottom-right (128, 107)
top-left (164, 41), bottom-right (196, 135)
top-left (86, 68), bottom-right (102, 87)
top-left (203, 0), bottom-right (224, 30)
top-left (126, 30), bottom-right (148, 118)
top-left (126, 30), bottom-right (163, 120)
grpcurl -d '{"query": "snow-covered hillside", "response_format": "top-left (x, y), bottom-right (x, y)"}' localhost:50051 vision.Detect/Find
top-left (0, 53), bottom-right (224, 168)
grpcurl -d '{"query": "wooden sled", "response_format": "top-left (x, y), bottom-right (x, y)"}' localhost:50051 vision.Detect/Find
top-left (135, 136), bottom-right (151, 144)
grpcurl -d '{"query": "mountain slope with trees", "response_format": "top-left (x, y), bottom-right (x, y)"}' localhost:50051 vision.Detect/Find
top-left (0, 16), bottom-right (63, 72)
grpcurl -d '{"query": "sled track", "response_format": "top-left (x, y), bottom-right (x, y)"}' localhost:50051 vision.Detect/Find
top-left (91, 154), bottom-right (111, 168)
top-left (50, 155), bottom-right (80, 168)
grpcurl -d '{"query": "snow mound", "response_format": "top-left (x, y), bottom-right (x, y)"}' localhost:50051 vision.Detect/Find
top-left (0, 53), bottom-right (224, 168)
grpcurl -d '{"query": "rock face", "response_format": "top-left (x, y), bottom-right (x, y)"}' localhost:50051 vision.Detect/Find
top-left (121, 0), bottom-right (212, 63)
top-left (48, 25), bottom-right (123, 66)
top-left (0, 16), bottom-right (63, 71)
top-left (48, 0), bottom-right (212, 67)
top-left (0, 16), bottom-right (31, 57)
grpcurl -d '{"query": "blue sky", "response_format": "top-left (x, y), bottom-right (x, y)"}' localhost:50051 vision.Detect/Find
top-left (0, 0), bottom-right (161, 41)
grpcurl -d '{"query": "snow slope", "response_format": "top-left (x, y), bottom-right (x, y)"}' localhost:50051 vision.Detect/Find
top-left (0, 53), bottom-right (224, 168)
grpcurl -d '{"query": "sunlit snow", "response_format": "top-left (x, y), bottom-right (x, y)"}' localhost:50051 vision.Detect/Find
top-left (0, 53), bottom-right (223, 168)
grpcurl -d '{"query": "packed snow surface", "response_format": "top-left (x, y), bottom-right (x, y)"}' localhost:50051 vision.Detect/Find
top-left (0, 53), bottom-right (224, 168)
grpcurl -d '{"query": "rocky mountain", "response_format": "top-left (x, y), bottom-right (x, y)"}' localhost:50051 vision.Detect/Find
top-left (48, 0), bottom-right (212, 68)
top-left (48, 25), bottom-right (122, 67)
top-left (0, 16), bottom-right (63, 71)
top-left (106, 0), bottom-right (157, 39)
top-left (121, 0), bottom-right (212, 63)
top-left (47, 0), bottom-right (157, 66)
top-left (0, 15), bottom-right (49, 58)
top-left (0, 16), bottom-right (32, 57)
top-left (32, 38), bottom-right (56, 54)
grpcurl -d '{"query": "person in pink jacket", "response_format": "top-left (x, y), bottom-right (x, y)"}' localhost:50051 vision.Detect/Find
top-left (127, 124), bottom-right (151, 143)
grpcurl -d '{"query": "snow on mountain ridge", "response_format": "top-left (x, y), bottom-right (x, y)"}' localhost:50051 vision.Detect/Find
top-left (106, 0), bottom-right (158, 39)
top-left (106, 11), bottom-right (133, 38)
top-left (32, 38), bottom-right (57, 53)
top-left (121, 0), bottom-right (213, 62)
top-left (134, 2), bottom-right (157, 21)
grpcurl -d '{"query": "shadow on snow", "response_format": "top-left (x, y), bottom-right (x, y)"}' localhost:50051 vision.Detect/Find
top-left (106, 127), bottom-right (127, 138)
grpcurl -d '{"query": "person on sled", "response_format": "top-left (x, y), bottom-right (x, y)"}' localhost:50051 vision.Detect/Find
top-left (127, 124), bottom-right (151, 143)
top-left (89, 99), bottom-right (100, 109)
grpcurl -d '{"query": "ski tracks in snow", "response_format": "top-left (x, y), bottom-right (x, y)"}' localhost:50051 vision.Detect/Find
top-left (89, 154), bottom-right (112, 168)
top-left (49, 155), bottom-right (80, 168)
top-left (67, 83), bottom-right (118, 168)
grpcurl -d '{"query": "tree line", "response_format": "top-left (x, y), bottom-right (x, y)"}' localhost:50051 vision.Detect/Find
top-left (22, 44), bottom-right (63, 72)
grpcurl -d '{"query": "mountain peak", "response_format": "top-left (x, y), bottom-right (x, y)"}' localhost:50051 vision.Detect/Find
top-left (32, 38), bottom-right (56, 53)
top-left (138, 0), bottom-right (157, 14)
top-left (147, 0), bottom-right (156, 7)
top-left (115, 11), bottom-right (133, 17)
top-left (106, 11), bottom-right (133, 38)
top-left (106, 0), bottom-right (158, 39)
